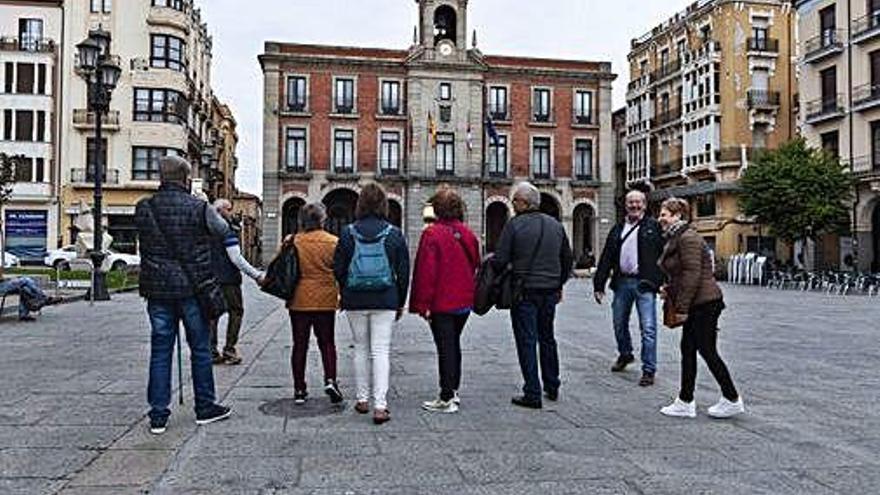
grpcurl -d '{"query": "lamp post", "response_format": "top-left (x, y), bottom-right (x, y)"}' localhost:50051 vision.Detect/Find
top-left (76, 27), bottom-right (121, 301)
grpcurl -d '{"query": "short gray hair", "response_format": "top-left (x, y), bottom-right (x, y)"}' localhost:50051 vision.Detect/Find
top-left (298, 202), bottom-right (326, 231)
top-left (159, 155), bottom-right (192, 184)
top-left (213, 198), bottom-right (232, 210)
top-left (625, 189), bottom-right (647, 203)
top-left (512, 182), bottom-right (541, 210)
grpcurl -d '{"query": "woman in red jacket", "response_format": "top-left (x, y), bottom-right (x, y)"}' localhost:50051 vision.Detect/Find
top-left (410, 188), bottom-right (480, 413)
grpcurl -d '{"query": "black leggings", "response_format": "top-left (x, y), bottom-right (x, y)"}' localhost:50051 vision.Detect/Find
top-left (679, 301), bottom-right (739, 403)
top-left (430, 313), bottom-right (469, 402)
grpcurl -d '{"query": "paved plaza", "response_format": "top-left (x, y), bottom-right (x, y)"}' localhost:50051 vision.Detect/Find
top-left (0, 280), bottom-right (878, 494)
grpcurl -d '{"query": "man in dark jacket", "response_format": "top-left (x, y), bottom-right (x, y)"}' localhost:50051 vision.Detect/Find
top-left (135, 156), bottom-right (262, 435)
top-left (494, 182), bottom-right (573, 409)
top-left (593, 189), bottom-right (665, 386)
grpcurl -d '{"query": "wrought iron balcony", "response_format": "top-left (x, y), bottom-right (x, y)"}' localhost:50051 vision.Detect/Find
top-left (650, 59), bottom-right (681, 83)
top-left (72, 109), bottom-right (120, 131)
top-left (0, 36), bottom-right (56, 53)
top-left (804, 95), bottom-right (846, 124)
top-left (747, 90), bottom-right (781, 109)
top-left (489, 110), bottom-right (508, 121)
top-left (573, 113), bottom-right (595, 126)
top-left (852, 12), bottom-right (880, 44)
top-left (70, 168), bottom-right (120, 185)
top-left (803, 30), bottom-right (845, 63)
top-left (747, 37), bottom-right (779, 53)
top-left (852, 83), bottom-right (880, 112)
top-left (651, 107), bottom-right (681, 127)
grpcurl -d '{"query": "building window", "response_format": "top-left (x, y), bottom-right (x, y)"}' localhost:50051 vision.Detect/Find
top-left (285, 128), bottom-right (307, 172)
top-left (489, 86), bottom-right (508, 120)
top-left (334, 78), bottom-right (355, 114)
top-left (435, 133), bottom-right (454, 175)
top-left (820, 66), bottom-right (837, 109)
top-left (86, 138), bottom-right (108, 181)
top-left (134, 88), bottom-right (187, 123)
top-left (150, 34), bottom-right (187, 72)
top-left (13, 157), bottom-right (32, 182)
top-left (4, 62), bottom-right (12, 92)
top-left (533, 88), bottom-right (551, 122)
top-left (91, 0), bottom-right (112, 12)
top-left (333, 129), bottom-right (354, 173)
top-left (15, 63), bottom-right (34, 94)
top-left (696, 193), bottom-right (716, 217)
top-left (532, 137), bottom-right (551, 178)
top-left (574, 90), bottom-right (593, 124)
top-left (36, 111), bottom-right (45, 142)
top-left (37, 64), bottom-right (46, 95)
top-left (3, 110), bottom-right (11, 140)
top-left (151, 0), bottom-right (186, 11)
top-left (18, 19), bottom-right (43, 51)
top-left (14, 110), bottom-right (33, 141)
top-left (872, 121), bottom-right (880, 169)
top-left (286, 76), bottom-right (307, 111)
top-left (821, 131), bottom-right (839, 157)
top-left (439, 82), bottom-right (452, 101)
top-left (379, 131), bottom-right (400, 174)
top-left (487, 134), bottom-right (507, 177)
top-left (574, 139), bottom-right (593, 180)
top-left (380, 81), bottom-right (401, 115)
top-left (751, 27), bottom-right (769, 50)
top-left (133, 147), bottom-right (179, 181)
top-left (819, 5), bottom-right (836, 47)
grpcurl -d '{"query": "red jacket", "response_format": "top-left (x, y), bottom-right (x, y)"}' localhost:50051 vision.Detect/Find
top-left (409, 219), bottom-right (480, 315)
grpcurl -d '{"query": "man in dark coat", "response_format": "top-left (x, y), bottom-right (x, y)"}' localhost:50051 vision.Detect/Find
top-left (593, 189), bottom-right (665, 386)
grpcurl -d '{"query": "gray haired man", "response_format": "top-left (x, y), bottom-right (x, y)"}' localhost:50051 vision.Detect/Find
top-left (135, 156), bottom-right (263, 434)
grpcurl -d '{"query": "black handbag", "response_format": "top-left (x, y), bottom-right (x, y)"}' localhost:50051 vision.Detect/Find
top-left (261, 243), bottom-right (300, 301)
top-left (146, 201), bottom-right (227, 320)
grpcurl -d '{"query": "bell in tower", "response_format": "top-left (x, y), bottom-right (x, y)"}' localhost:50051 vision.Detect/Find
top-left (433, 5), bottom-right (457, 47)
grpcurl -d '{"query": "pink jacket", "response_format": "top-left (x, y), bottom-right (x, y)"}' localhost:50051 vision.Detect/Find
top-left (409, 219), bottom-right (480, 315)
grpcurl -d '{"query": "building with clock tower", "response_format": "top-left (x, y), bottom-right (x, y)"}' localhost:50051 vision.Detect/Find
top-left (259, 0), bottom-right (617, 264)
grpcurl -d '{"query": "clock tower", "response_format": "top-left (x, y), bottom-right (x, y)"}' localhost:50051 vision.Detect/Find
top-left (417, 0), bottom-right (469, 57)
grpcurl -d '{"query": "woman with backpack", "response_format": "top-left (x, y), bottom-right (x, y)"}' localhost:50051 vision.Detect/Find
top-left (285, 203), bottom-right (343, 406)
top-left (333, 183), bottom-right (410, 425)
top-left (410, 188), bottom-right (480, 413)
top-left (657, 197), bottom-right (744, 419)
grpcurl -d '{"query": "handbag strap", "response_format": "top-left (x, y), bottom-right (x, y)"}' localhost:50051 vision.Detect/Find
top-left (443, 224), bottom-right (477, 268)
top-left (511, 213), bottom-right (545, 270)
top-left (618, 218), bottom-right (643, 247)
top-left (145, 198), bottom-right (206, 289)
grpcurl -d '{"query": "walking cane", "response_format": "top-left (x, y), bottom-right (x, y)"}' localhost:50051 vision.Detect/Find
top-left (177, 330), bottom-right (184, 405)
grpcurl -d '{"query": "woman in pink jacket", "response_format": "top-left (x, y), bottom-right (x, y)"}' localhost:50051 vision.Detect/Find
top-left (410, 188), bottom-right (480, 414)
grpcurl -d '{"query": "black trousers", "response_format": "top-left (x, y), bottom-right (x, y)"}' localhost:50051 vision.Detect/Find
top-left (679, 301), bottom-right (739, 403)
top-left (430, 313), bottom-right (469, 402)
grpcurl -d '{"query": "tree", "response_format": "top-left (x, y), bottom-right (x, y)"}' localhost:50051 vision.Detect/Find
top-left (738, 139), bottom-right (854, 246)
top-left (0, 153), bottom-right (17, 276)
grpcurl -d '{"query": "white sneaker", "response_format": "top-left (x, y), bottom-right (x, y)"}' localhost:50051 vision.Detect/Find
top-left (421, 398), bottom-right (459, 413)
top-left (660, 398), bottom-right (696, 418)
top-left (452, 391), bottom-right (460, 405)
top-left (707, 397), bottom-right (745, 418)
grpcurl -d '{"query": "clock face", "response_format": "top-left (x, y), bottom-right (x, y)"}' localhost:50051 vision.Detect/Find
top-left (439, 43), bottom-right (453, 56)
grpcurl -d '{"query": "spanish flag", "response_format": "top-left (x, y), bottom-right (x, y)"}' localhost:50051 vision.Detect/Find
top-left (428, 111), bottom-right (437, 148)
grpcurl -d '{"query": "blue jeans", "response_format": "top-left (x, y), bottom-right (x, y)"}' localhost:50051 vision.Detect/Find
top-left (0, 277), bottom-right (46, 318)
top-left (147, 297), bottom-right (217, 422)
top-left (511, 290), bottom-right (561, 401)
top-left (611, 278), bottom-right (658, 374)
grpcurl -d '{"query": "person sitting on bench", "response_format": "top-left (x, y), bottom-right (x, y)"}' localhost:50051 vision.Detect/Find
top-left (0, 276), bottom-right (61, 321)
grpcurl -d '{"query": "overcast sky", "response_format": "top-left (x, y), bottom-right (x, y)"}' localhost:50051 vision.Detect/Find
top-left (198, 0), bottom-right (688, 197)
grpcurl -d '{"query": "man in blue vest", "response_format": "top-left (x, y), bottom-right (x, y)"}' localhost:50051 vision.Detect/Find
top-left (135, 156), bottom-right (263, 435)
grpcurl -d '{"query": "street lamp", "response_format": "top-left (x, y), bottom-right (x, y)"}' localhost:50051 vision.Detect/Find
top-left (75, 27), bottom-right (121, 301)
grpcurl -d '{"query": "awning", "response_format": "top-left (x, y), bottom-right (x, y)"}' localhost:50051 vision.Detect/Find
top-left (649, 181), bottom-right (740, 200)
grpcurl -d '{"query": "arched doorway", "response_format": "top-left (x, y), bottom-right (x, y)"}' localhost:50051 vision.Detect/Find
top-left (323, 189), bottom-right (359, 237)
top-left (573, 204), bottom-right (595, 268)
top-left (873, 204), bottom-right (880, 272)
top-left (388, 199), bottom-right (403, 228)
top-left (486, 202), bottom-right (510, 253)
top-left (282, 197), bottom-right (305, 238)
top-left (540, 193), bottom-right (561, 221)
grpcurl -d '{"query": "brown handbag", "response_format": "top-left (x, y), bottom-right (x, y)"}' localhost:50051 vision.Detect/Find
top-left (663, 300), bottom-right (687, 328)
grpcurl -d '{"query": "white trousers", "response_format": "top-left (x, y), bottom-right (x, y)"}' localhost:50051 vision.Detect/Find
top-left (345, 310), bottom-right (396, 410)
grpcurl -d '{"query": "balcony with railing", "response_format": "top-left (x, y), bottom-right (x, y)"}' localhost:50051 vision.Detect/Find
top-left (747, 37), bottom-right (779, 54)
top-left (747, 89), bottom-right (781, 109)
top-left (651, 107), bottom-right (682, 127)
top-left (572, 111), bottom-right (596, 126)
top-left (683, 40), bottom-right (721, 65)
top-left (852, 83), bottom-right (880, 112)
top-left (0, 36), bottom-right (56, 53)
top-left (72, 109), bottom-right (121, 131)
top-left (650, 59), bottom-right (682, 84)
top-left (715, 147), bottom-right (757, 164)
top-left (147, 2), bottom-right (192, 34)
top-left (70, 168), bottom-right (120, 185)
top-left (803, 30), bottom-right (845, 63)
top-left (804, 95), bottom-right (846, 124)
top-left (852, 12), bottom-right (880, 44)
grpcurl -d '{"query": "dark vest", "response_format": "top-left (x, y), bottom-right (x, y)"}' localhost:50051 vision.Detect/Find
top-left (211, 219), bottom-right (242, 286)
top-left (135, 184), bottom-right (215, 299)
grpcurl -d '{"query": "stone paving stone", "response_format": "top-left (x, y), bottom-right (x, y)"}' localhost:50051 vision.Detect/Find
top-left (619, 447), bottom-right (746, 475)
top-left (727, 439), bottom-right (873, 470)
top-left (0, 425), bottom-right (126, 449)
top-left (299, 453), bottom-right (463, 489)
top-left (188, 431), bottom-right (379, 457)
top-left (453, 451), bottom-right (645, 484)
top-left (0, 447), bottom-right (98, 478)
top-left (0, 478), bottom-right (67, 495)
top-left (156, 455), bottom-right (301, 492)
top-left (58, 486), bottom-right (151, 495)
top-left (68, 449), bottom-right (174, 486)
top-left (804, 464), bottom-right (880, 492)
top-left (631, 470), bottom-right (836, 494)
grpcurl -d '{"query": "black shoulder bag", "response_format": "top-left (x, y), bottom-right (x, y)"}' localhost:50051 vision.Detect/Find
top-left (146, 200), bottom-right (227, 320)
top-left (261, 239), bottom-right (301, 301)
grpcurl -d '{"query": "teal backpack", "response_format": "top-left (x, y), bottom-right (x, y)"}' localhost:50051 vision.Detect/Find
top-left (346, 224), bottom-right (394, 291)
